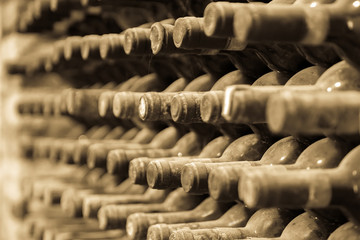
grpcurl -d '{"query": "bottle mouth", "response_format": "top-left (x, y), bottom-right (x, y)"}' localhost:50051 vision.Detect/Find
top-left (200, 92), bottom-right (222, 123)
top-left (138, 96), bottom-right (148, 120)
top-left (170, 95), bottom-right (184, 122)
top-left (203, 3), bottom-right (223, 37)
top-left (64, 36), bottom-right (83, 60)
top-left (173, 19), bottom-right (189, 49)
top-left (99, 35), bottom-right (110, 59)
top-left (150, 23), bottom-right (165, 55)
top-left (146, 161), bottom-right (164, 188)
top-left (124, 30), bottom-right (136, 55)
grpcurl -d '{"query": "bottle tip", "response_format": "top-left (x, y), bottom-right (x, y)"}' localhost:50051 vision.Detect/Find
top-left (126, 213), bottom-right (146, 240)
top-left (87, 144), bottom-right (106, 169)
top-left (181, 162), bottom-right (208, 193)
top-left (59, 144), bottom-right (73, 164)
top-left (148, 224), bottom-right (169, 240)
top-left (233, 8), bottom-right (253, 42)
top-left (138, 96), bottom-right (148, 120)
top-left (83, 197), bottom-right (101, 219)
top-left (107, 150), bottom-right (126, 175)
top-left (150, 23), bottom-right (165, 55)
top-left (208, 169), bottom-right (227, 200)
top-left (200, 92), bottom-right (222, 123)
top-left (81, 35), bottom-right (101, 60)
top-left (170, 229), bottom-right (194, 240)
top-left (203, 3), bottom-right (223, 37)
top-left (146, 161), bottom-right (168, 188)
top-left (60, 191), bottom-right (81, 218)
top-left (267, 92), bottom-right (292, 134)
top-left (112, 92), bottom-right (137, 119)
top-left (97, 207), bottom-right (109, 230)
top-left (64, 36), bottom-right (82, 61)
top-left (98, 92), bottom-right (112, 117)
top-left (128, 158), bottom-right (147, 185)
top-left (99, 35), bottom-right (110, 59)
top-left (173, 19), bottom-right (189, 48)
top-left (65, 89), bottom-right (76, 115)
top-left (239, 172), bottom-right (262, 208)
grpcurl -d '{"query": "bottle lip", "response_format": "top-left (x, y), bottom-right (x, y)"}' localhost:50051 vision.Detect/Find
top-left (203, 3), bottom-right (225, 37)
top-left (150, 23), bottom-right (165, 55)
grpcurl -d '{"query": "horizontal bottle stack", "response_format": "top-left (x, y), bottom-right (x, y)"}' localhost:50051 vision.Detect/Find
top-left (6, 0), bottom-right (360, 239)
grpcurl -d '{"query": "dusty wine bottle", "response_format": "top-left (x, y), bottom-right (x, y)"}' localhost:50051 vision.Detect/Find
top-left (97, 188), bottom-right (205, 229)
top-left (221, 65), bottom-right (326, 124)
top-left (147, 203), bottom-right (254, 240)
top-left (126, 198), bottom-right (233, 240)
top-left (237, 137), bottom-right (352, 203)
top-left (82, 189), bottom-right (170, 218)
top-left (267, 91), bottom-right (360, 135)
top-left (201, 69), bottom-right (292, 124)
top-left (240, 144), bottom-right (360, 224)
top-left (146, 134), bottom-right (270, 190)
top-left (170, 70), bottom-right (253, 123)
top-left (207, 136), bottom-right (307, 200)
top-left (328, 222), bottom-right (360, 240)
top-left (87, 127), bottom-right (182, 169)
top-left (232, 0), bottom-right (360, 68)
top-left (129, 135), bottom-right (232, 185)
top-left (251, 212), bottom-right (341, 240)
top-left (169, 208), bottom-right (301, 240)
top-left (106, 131), bottom-right (204, 177)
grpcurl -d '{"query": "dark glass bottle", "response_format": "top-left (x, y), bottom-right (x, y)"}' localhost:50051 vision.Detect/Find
top-left (126, 198), bottom-right (234, 240)
top-left (146, 133), bottom-right (270, 190)
top-left (169, 208), bottom-right (300, 240)
top-left (97, 188), bottom-right (205, 229)
top-left (129, 135), bottom-right (233, 185)
top-left (147, 203), bottom-right (254, 240)
top-left (240, 144), bottom-right (360, 224)
top-left (207, 136), bottom-right (307, 200)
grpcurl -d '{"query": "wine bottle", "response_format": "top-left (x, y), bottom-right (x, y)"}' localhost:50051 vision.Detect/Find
top-left (146, 133), bottom-right (270, 190)
top-left (149, 21), bottom-right (268, 79)
top-left (126, 198), bottom-right (234, 240)
top-left (87, 127), bottom-right (183, 169)
top-left (222, 64), bottom-right (326, 124)
top-left (251, 212), bottom-right (341, 240)
top-left (98, 75), bottom-right (142, 118)
top-left (174, 15), bottom-right (310, 74)
top-left (237, 137), bottom-right (352, 203)
top-left (201, 69), bottom-right (292, 124)
top-left (169, 208), bottom-right (301, 240)
top-left (53, 229), bottom-right (125, 240)
top-left (138, 78), bottom-right (188, 121)
top-left (240, 144), bottom-right (360, 224)
top-left (139, 72), bottom-right (219, 122)
top-left (82, 189), bottom-right (171, 218)
top-left (97, 188), bottom-right (205, 229)
top-left (170, 70), bottom-right (253, 123)
top-left (129, 135), bottom-right (233, 185)
top-left (106, 131), bottom-right (204, 177)
top-left (206, 136), bottom-right (307, 200)
top-left (72, 127), bottom-right (142, 165)
top-left (147, 203), bottom-right (254, 240)
top-left (60, 175), bottom-right (147, 218)
top-left (61, 125), bottom-right (120, 164)
top-left (328, 222), bottom-right (360, 240)
top-left (112, 73), bottom-right (167, 119)
top-left (204, 1), bottom-right (339, 67)
top-left (123, 19), bottom-right (175, 55)
top-left (232, 0), bottom-right (360, 68)
top-left (57, 125), bottom-right (114, 164)
top-left (267, 91), bottom-right (360, 135)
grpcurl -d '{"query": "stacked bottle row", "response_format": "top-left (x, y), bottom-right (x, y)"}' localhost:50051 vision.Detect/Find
top-left (8, 0), bottom-right (360, 239)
